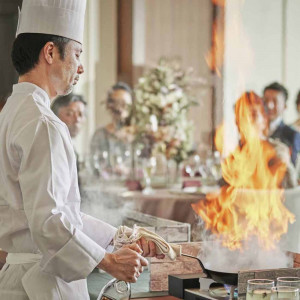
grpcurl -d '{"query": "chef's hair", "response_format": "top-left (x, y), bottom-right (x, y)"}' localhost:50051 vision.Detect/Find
top-left (51, 93), bottom-right (87, 116)
top-left (11, 33), bottom-right (70, 76)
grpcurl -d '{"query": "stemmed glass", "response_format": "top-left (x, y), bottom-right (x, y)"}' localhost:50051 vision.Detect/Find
top-left (185, 154), bottom-right (200, 177)
top-left (246, 279), bottom-right (274, 300)
top-left (142, 156), bottom-right (156, 194)
top-left (211, 151), bottom-right (222, 180)
top-left (93, 150), bottom-right (109, 179)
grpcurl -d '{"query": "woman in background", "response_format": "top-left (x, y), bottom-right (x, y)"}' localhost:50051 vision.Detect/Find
top-left (90, 82), bottom-right (134, 176)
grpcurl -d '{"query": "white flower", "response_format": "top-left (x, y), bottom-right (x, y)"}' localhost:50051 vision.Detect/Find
top-left (175, 88), bottom-right (183, 98)
top-left (141, 106), bottom-right (150, 114)
top-left (160, 86), bottom-right (168, 94)
top-left (153, 80), bottom-right (160, 89)
top-left (138, 78), bottom-right (146, 84)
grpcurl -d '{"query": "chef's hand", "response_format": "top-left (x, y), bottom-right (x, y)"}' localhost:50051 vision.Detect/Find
top-left (97, 243), bottom-right (148, 283)
top-left (137, 237), bottom-right (165, 259)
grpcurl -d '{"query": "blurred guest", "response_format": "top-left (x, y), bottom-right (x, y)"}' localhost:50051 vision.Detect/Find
top-left (292, 90), bottom-right (300, 131)
top-left (51, 93), bottom-right (87, 189)
top-left (263, 82), bottom-right (300, 166)
top-left (90, 82), bottom-right (133, 174)
top-left (51, 93), bottom-right (87, 139)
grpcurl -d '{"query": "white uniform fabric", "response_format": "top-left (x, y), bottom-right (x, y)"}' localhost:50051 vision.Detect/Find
top-left (0, 82), bottom-right (117, 299)
top-left (16, 0), bottom-right (86, 44)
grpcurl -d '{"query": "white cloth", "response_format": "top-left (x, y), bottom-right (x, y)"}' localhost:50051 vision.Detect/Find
top-left (114, 225), bottom-right (182, 261)
top-left (16, 0), bottom-right (86, 44)
top-left (0, 82), bottom-right (117, 299)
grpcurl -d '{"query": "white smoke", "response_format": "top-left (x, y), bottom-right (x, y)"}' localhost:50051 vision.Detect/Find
top-left (80, 186), bottom-right (135, 227)
top-left (197, 237), bottom-right (293, 273)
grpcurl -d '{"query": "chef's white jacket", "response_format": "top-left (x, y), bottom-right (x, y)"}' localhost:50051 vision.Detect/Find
top-left (0, 83), bottom-right (116, 299)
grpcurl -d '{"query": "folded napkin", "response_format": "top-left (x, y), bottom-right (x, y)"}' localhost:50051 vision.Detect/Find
top-left (113, 225), bottom-right (181, 261)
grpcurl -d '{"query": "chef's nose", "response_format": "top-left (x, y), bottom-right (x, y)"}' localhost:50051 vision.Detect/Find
top-left (78, 63), bottom-right (84, 74)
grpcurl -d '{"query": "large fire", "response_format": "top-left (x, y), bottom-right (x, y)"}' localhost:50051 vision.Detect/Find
top-left (192, 92), bottom-right (295, 250)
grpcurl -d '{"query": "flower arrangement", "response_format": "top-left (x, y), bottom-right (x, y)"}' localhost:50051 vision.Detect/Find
top-left (132, 58), bottom-right (197, 164)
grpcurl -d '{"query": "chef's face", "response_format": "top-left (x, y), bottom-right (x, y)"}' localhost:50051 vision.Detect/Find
top-left (58, 101), bottom-right (86, 138)
top-left (51, 40), bottom-right (84, 96)
top-left (263, 89), bottom-right (286, 121)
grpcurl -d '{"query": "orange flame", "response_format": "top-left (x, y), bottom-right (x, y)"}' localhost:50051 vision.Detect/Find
top-left (192, 92), bottom-right (295, 250)
top-left (214, 124), bottom-right (224, 154)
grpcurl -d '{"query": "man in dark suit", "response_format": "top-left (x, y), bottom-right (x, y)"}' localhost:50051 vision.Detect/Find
top-left (263, 82), bottom-right (300, 166)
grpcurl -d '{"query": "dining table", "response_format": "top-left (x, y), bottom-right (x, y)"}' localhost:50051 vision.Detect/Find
top-left (81, 181), bottom-right (217, 241)
top-left (81, 182), bottom-right (208, 221)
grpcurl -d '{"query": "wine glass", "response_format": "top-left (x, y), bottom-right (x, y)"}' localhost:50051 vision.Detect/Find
top-left (246, 279), bottom-right (275, 300)
top-left (142, 156), bottom-right (156, 194)
top-left (211, 151), bottom-right (222, 180)
top-left (271, 286), bottom-right (299, 300)
top-left (185, 154), bottom-right (200, 177)
top-left (93, 151), bottom-right (110, 179)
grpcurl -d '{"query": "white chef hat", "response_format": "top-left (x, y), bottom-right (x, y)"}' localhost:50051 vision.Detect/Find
top-left (16, 0), bottom-right (87, 44)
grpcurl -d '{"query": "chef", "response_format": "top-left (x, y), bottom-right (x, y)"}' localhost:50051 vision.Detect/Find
top-left (0, 0), bottom-right (161, 299)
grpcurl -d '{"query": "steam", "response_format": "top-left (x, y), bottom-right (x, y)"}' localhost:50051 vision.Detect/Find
top-left (80, 187), bottom-right (135, 227)
top-left (197, 236), bottom-right (293, 273)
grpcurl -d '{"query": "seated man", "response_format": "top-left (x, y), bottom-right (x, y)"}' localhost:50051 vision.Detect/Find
top-left (263, 82), bottom-right (300, 166)
top-left (52, 93), bottom-right (87, 189)
top-left (51, 93), bottom-right (87, 139)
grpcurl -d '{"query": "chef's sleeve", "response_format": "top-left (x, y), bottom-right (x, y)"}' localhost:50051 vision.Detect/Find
top-left (80, 212), bottom-right (117, 252)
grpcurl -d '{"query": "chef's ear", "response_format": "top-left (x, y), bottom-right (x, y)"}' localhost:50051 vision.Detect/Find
top-left (42, 42), bottom-right (55, 64)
